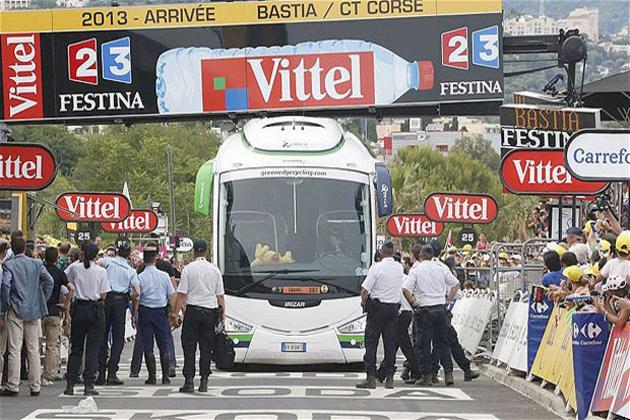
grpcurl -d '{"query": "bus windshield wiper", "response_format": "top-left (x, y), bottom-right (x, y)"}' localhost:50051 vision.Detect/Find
top-left (232, 269), bottom-right (320, 296)
top-left (295, 277), bottom-right (360, 296)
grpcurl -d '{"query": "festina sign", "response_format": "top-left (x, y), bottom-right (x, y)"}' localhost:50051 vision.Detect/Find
top-left (55, 192), bottom-right (131, 222)
top-left (499, 149), bottom-right (608, 196)
top-left (500, 104), bottom-right (600, 156)
top-left (0, 143), bottom-right (56, 190)
top-left (565, 129), bottom-right (630, 182)
top-left (386, 214), bottom-right (444, 238)
top-left (424, 193), bottom-right (498, 224)
top-left (101, 209), bottom-right (158, 233)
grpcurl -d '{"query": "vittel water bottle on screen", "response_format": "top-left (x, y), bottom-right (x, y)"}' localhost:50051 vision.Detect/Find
top-left (155, 40), bottom-right (434, 114)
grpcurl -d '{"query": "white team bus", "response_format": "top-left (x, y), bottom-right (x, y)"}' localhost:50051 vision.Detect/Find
top-left (194, 116), bottom-right (392, 364)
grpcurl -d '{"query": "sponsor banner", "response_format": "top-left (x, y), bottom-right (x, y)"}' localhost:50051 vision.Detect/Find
top-left (424, 192), bottom-right (498, 224)
top-left (100, 208), bottom-right (158, 233)
top-left (0, 0), bottom-right (503, 122)
top-left (386, 213), bottom-right (444, 237)
top-left (610, 347), bottom-right (630, 419)
top-left (492, 295), bottom-right (527, 367)
top-left (0, 143), bottom-right (56, 191)
top-left (591, 322), bottom-right (630, 414)
top-left (500, 104), bottom-right (600, 157)
top-left (55, 192), bottom-right (131, 222)
top-left (499, 149), bottom-right (608, 196)
top-left (571, 312), bottom-right (609, 420)
top-left (565, 129), bottom-right (630, 182)
top-left (450, 289), bottom-right (495, 355)
top-left (530, 305), bottom-right (572, 385)
top-left (526, 294), bottom-right (553, 373)
top-left (1, 1), bottom-right (502, 32)
top-left (375, 163), bottom-right (393, 217)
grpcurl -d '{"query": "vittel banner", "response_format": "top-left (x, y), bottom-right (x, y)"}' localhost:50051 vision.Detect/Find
top-left (499, 149), bottom-right (608, 196)
top-left (55, 192), bottom-right (131, 222)
top-left (0, 143), bottom-right (57, 190)
top-left (101, 208), bottom-right (158, 233)
top-left (386, 213), bottom-right (444, 237)
top-left (0, 0), bottom-right (503, 123)
top-left (500, 104), bottom-right (600, 157)
top-left (424, 192), bottom-right (498, 224)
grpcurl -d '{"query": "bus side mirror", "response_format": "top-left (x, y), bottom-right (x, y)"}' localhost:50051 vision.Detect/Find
top-left (375, 163), bottom-right (393, 217)
top-left (194, 160), bottom-right (214, 216)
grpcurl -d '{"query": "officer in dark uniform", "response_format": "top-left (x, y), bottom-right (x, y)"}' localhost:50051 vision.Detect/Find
top-left (356, 242), bottom-right (403, 389)
top-left (133, 243), bottom-right (175, 385)
top-left (64, 243), bottom-right (110, 396)
top-left (96, 241), bottom-right (140, 386)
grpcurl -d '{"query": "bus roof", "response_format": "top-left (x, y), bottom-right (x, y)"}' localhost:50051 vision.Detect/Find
top-left (213, 116), bottom-right (377, 175)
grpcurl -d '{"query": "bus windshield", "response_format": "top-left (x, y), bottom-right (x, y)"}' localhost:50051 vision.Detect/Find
top-left (219, 175), bottom-right (371, 299)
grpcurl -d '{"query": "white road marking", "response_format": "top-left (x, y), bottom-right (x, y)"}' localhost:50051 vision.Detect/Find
top-left (22, 409), bottom-right (499, 420)
top-left (57, 385), bottom-right (474, 400)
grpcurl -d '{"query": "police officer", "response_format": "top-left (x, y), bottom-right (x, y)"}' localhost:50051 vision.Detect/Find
top-left (403, 244), bottom-right (459, 386)
top-left (97, 241), bottom-right (140, 386)
top-left (356, 241), bottom-right (403, 389)
top-left (429, 240), bottom-right (479, 383)
top-left (133, 243), bottom-right (175, 385)
top-left (172, 240), bottom-right (224, 393)
top-left (64, 243), bottom-right (110, 396)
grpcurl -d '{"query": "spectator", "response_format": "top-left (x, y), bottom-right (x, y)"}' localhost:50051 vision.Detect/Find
top-left (476, 233), bottom-right (489, 251)
top-left (57, 242), bottom-right (71, 271)
top-left (561, 252), bottom-right (579, 268)
top-left (0, 237), bottom-right (54, 397)
top-left (542, 251), bottom-right (565, 288)
top-left (596, 275), bottom-right (630, 328)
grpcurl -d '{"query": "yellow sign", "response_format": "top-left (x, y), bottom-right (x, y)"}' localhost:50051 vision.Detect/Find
top-left (0, 0), bottom-right (501, 33)
top-left (531, 306), bottom-right (573, 385)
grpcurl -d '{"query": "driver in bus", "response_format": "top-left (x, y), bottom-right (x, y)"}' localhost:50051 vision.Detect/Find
top-left (319, 228), bottom-right (359, 276)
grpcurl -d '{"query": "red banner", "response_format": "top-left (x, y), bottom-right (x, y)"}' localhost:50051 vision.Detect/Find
top-left (590, 323), bottom-right (630, 414)
top-left (55, 192), bottom-right (131, 222)
top-left (1, 33), bottom-right (44, 120)
top-left (500, 149), bottom-right (608, 195)
top-left (100, 209), bottom-right (158, 233)
top-left (424, 192), bottom-right (498, 224)
top-left (386, 213), bottom-right (444, 237)
top-left (0, 143), bottom-right (56, 191)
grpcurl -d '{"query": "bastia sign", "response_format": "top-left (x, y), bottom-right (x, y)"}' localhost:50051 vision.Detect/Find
top-left (565, 129), bottom-right (630, 181)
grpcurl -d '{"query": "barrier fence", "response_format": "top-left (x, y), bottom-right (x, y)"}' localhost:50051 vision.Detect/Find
top-left (491, 290), bottom-right (629, 420)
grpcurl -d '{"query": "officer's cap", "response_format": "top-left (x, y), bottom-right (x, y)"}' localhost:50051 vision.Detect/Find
top-left (193, 240), bottom-right (208, 252)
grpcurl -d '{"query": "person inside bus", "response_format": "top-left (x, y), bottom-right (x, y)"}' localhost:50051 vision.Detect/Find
top-left (318, 228), bottom-right (359, 275)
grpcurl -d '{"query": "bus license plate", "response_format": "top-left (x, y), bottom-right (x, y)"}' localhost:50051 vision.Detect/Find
top-left (281, 342), bottom-right (306, 352)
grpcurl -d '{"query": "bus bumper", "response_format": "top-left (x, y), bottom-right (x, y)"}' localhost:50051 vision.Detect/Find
top-left (236, 328), bottom-right (364, 365)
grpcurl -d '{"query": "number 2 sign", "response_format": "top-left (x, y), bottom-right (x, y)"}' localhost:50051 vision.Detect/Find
top-left (68, 38), bottom-right (98, 85)
top-left (441, 27), bottom-right (468, 70)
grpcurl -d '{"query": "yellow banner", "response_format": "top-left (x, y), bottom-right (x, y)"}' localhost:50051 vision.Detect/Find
top-left (531, 306), bottom-right (573, 385)
top-left (0, 0), bottom-right (501, 34)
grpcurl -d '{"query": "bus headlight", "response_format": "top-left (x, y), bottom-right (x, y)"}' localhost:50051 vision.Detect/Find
top-left (337, 315), bottom-right (367, 334)
top-left (224, 316), bottom-right (253, 333)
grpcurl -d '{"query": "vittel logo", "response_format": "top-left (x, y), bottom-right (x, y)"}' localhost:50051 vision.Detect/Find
top-left (201, 52), bottom-right (375, 112)
top-left (424, 193), bottom-right (498, 224)
top-left (1, 34), bottom-right (43, 120)
top-left (55, 193), bottom-right (131, 222)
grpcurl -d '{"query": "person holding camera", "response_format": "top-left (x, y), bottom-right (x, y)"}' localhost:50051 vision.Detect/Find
top-left (356, 242), bottom-right (403, 390)
top-left (403, 244), bottom-right (460, 387)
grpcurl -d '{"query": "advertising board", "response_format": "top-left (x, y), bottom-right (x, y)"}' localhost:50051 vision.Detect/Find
top-left (101, 209), bottom-right (158, 233)
top-left (0, 0), bottom-right (503, 123)
top-left (0, 143), bottom-right (57, 191)
top-left (386, 213), bottom-right (443, 237)
top-left (424, 192), bottom-right (498, 224)
top-left (55, 192), bottom-right (131, 222)
top-left (500, 104), bottom-right (600, 157)
top-left (564, 129), bottom-right (630, 182)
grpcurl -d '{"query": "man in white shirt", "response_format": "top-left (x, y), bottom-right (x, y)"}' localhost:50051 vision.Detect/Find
top-left (172, 240), bottom-right (225, 394)
top-left (403, 244), bottom-right (459, 386)
top-left (356, 242), bottom-right (403, 390)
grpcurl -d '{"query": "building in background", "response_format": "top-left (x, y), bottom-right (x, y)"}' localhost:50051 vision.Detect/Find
top-left (0, 0), bottom-right (31, 10)
top-left (504, 8), bottom-right (599, 42)
top-left (56, 0), bottom-right (88, 7)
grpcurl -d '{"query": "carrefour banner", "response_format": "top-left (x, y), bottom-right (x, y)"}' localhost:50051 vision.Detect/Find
top-left (527, 289), bottom-right (553, 372)
top-left (0, 0), bottom-right (503, 123)
top-left (571, 312), bottom-right (610, 420)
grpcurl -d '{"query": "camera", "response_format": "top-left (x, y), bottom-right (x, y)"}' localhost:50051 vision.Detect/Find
top-left (594, 193), bottom-right (612, 212)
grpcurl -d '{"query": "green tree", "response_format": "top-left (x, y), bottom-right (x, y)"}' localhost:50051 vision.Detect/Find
top-left (11, 126), bottom-right (83, 176)
top-left (389, 146), bottom-right (535, 242)
top-left (451, 135), bottom-right (501, 172)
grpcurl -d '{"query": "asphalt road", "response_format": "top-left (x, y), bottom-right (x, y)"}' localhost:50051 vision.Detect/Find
top-left (0, 330), bottom-right (559, 420)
